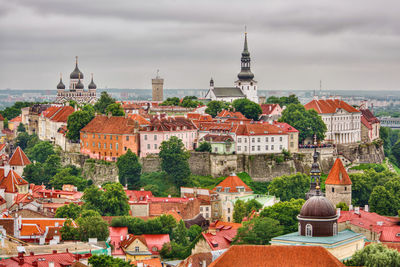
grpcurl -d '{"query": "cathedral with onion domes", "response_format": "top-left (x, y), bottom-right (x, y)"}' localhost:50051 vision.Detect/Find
top-left (56, 56), bottom-right (97, 105)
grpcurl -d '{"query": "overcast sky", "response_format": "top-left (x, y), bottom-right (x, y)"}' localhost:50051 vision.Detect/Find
top-left (1, 0), bottom-right (400, 91)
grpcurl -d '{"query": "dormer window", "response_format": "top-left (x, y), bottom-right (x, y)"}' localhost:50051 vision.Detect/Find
top-left (216, 186), bottom-right (222, 192)
top-left (224, 187), bottom-right (230, 192)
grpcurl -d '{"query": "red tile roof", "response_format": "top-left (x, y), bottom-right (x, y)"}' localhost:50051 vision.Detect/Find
top-left (235, 123), bottom-right (287, 136)
top-left (0, 252), bottom-right (89, 267)
top-left (41, 106), bottom-right (61, 118)
top-left (361, 115), bottom-right (372, 129)
top-left (121, 234), bottom-right (170, 255)
top-left (0, 168), bottom-right (28, 193)
top-left (80, 115), bottom-right (138, 134)
top-left (128, 114), bottom-right (151, 126)
top-left (9, 146), bottom-right (31, 166)
top-left (141, 117), bottom-right (196, 132)
top-left (217, 110), bottom-right (247, 120)
top-left (9, 116), bottom-right (22, 123)
top-left (361, 109), bottom-right (380, 124)
top-left (187, 113), bottom-right (213, 122)
top-left (202, 227), bottom-right (237, 251)
top-left (20, 218), bottom-right (77, 237)
top-left (50, 106), bottom-right (74, 123)
top-left (272, 121), bottom-right (299, 133)
top-left (304, 99), bottom-right (360, 114)
top-left (0, 144), bottom-right (6, 152)
top-left (261, 104), bottom-right (281, 115)
top-left (125, 189), bottom-right (153, 201)
top-left (213, 174), bottom-right (252, 193)
top-left (0, 114), bottom-right (4, 121)
top-left (209, 245), bottom-right (344, 267)
top-left (133, 258), bottom-right (162, 267)
top-left (200, 134), bottom-right (234, 142)
top-left (109, 226), bottom-right (129, 256)
top-left (338, 210), bottom-right (400, 242)
top-left (325, 158), bottom-right (352, 185)
top-left (214, 220), bottom-right (242, 230)
top-left (165, 210), bottom-right (183, 222)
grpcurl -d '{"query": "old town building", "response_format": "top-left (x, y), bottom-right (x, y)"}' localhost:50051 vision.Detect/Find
top-left (360, 108), bottom-right (380, 142)
top-left (325, 158), bottom-right (352, 207)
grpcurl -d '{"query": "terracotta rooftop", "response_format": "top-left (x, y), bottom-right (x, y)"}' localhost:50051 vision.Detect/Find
top-left (201, 134), bottom-right (234, 142)
top-left (0, 251), bottom-right (90, 267)
top-left (272, 121), bottom-right (299, 133)
top-left (235, 123), bottom-right (287, 136)
top-left (0, 144), bottom-right (6, 152)
top-left (304, 99), bottom-right (360, 114)
top-left (133, 258), bottom-right (162, 267)
top-left (209, 245), bottom-right (344, 267)
top-left (217, 110), bottom-right (247, 120)
top-left (0, 168), bottom-right (28, 193)
top-left (50, 106), bottom-right (74, 123)
top-left (261, 103), bottom-right (281, 115)
top-left (0, 114), bottom-right (4, 121)
top-left (213, 174), bottom-right (252, 193)
top-left (80, 115), bottom-right (138, 134)
top-left (187, 113), bottom-right (213, 122)
top-left (202, 227), bottom-right (237, 251)
top-left (9, 116), bottom-right (22, 123)
top-left (128, 114), bottom-right (151, 126)
top-left (361, 109), bottom-right (379, 124)
top-left (9, 146), bottom-right (31, 166)
top-left (325, 158), bottom-right (352, 185)
top-left (121, 234), bottom-right (170, 255)
top-left (141, 117), bottom-right (196, 132)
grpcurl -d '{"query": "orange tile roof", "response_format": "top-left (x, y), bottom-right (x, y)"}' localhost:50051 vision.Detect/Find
top-left (217, 110), bottom-right (247, 120)
top-left (261, 104), bottom-right (281, 115)
top-left (209, 245), bottom-right (344, 267)
top-left (202, 228), bottom-right (237, 251)
top-left (214, 220), bottom-right (242, 230)
top-left (133, 258), bottom-right (162, 267)
top-left (128, 114), bottom-right (150, 126)
top-left (41, 106), bottom-right (61, 118)
top-left (0, 114), bottom-right (4, 121)
top-left (235, 123), bottom-right (287, 136)
top-left (325, 158), bottom-right (352, 185)
top-left (81, 115), bottom-right (138, 134)
top-left (20, 218), bottom-right (76, 237)
top-left (213, 174), bottom-right (252, 193)
top-left (20, 224), bottom-right (44, 236)
top-left (165, 210), bottom-right (183, 222)
top-left (0, 144), bottom-right (6, 152)
top-left (9, 116), bottom-right (22, 123)
top-left (50, 106), bottom-right (74, 122)
top-left (9, 146), bottom-right (31, 166)
top-left (0, 168), bottom-right (28, 193)
top-left (304, 99), bottom-right (360, 114)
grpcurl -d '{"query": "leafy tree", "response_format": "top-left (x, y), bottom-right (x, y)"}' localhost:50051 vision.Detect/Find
top-left (233, 217), bottom-right (284, 245)
top-left (392, 141), bottom-right (400, 166)
top-left (60, 219), bottom-right (79, 241)
top-left (205, 101), bottom-right (230, 117)
top-left (17, 123), bottom-right (26, 132)
top-left (102, 183), bottom-right (130, 216)
top-left (105, 103), bottom-right (124, 116)
top-left (26, 141), bottom-right (55, 163)
top-left (0, 101), bottom-right (33, 120)
top-left (279, 104), bottom-right (327, 143)
top-left (159, 136), bottom-right (191, 187)
top-left (76, 214), bottom-right (109, 241)
top-left (369, 186), bottom-right (397, 216)
top-left (88, 254), bottom-right (131, 267)
top-left (23, 163), bottom-right (46, 185)
top-left (232, 98), bottom-right (262, 120)
top-left (82, 186), bottom-right (105, 213)
top-left (260, 199), bottom-right (305, 234)
top-left (233, 200), bottom-right (248, 223)
top-left (110, 215), bottom-right (177, 235)
top-left (267, 173), bottom-right (309, 201)
top-left (195, 141), bottom-right (211, 152)
top-left (49, 168), bottom-right (88, 191)
top-left (245, 199), bottom-right (262, 215)
top-left (55, 203), bottom-right (82, 220)
top-left (172, 220), bottom-right (189, 246)
top-left (16, 132), bottom-right (31, 150)
top-left (66, 110), bottom-right (95, 141)
top-left (336, 202), bottom-right (349, 211)
top-left (160, 241), bottom-right (189, 260)
top-left (180, 96), bottom-right (202, 108)
top-left (160, 97), bottom-right (180, 106)
top-left (27, 134), bottom-right (40, 149)
top-left (116, 149), bottom-right (142, 188)
top-left (94, 92), bottom-right (115, 114)
top-left (266, 94), bottom-right (300, 107)
top-left (3, 118), bottom-right (8, 129)
top-left (345, 243), bottom-right (400, 267)
top-left (188, 225), bottom-right (202, 242)
top-left (43, 154), bottom-right (62, 178)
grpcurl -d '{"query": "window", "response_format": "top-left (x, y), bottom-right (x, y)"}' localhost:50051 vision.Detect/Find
top-left (228, 216), bottom-right (231, 222)
top-left (214, 147), bottom-right (218, 152)
top-left (154, 144), bottom-right (157, 149)
top-left (126, 136), bottom-right (129, 141)
top-left (116, 136), bottom-right (118, 140)
top-left (265, 137), bottom-right (269, 142)
top-left (147, 144), bottom-right (150, 149)
top-left (332, 187), bottom-right (335, 192)
top-left (93, 134), bottom-right (95, 138)
top-left (257, 138), bottom-right (260, 142)
top-left (265, 145), bottom-right (268, 150)
top-left (110, 135), bottom-right (112, 140)
top-left (298, 223), bottom-right (301, 234)
top-left (238, 146), bottom-right (241, 151)
top-left (154, 135), bottom-right (157, 140)
top-left (306, 224), bottom-right (313, 237)
top-left (290, 142), bottom-right (294, 147)
top-left (291, 134), bottom-right (293, 140)
top-left (124, 147), bottom-right (127, 151)
top-left (135, 246), bottom-right (139, 252)
top-left (92, 142), bottom-right (95, 147)
top-left (252, 146), bottom-right (255, 151)
top-left (86, 142), bottom-right (88, 147)
top-left (279, 137), bottom-right (282, 142)
top-left (252, 138), bottom-right (255, 142)
top-left (144, 135), bottom-right (148, 140)
top-left (98, 135), bottom-right (101, 139)
top-left (116, 143), bottom-right (119, 150)
top-left (104, 143), bottom-right (106, 149)
top-left (257, 146), bottom-right (260, 151)
top-left (271, 137), bottom-right (274, 142)
top-left (104, 135), bottom-right (106, 140)
top-left (206, 207), bottom-right (209, 211)
top-left (238, 138), bottom-right (242, 143)
top-left (200, 207), bottom-right (203, 212)
top-left (244, 146), bottom-right (247, 151)
top-left (279, 145), bottom-right (282, 150)
top-left (271, 145), bottom-right (274, 150)
top-left (98, 143), bottom-right (100, 148)
top-left (228, 208), bottom-right (231, 213)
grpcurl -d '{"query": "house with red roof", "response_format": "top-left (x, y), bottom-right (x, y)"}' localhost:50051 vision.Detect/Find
top-left (304, 98), bottom-right (361, 144)
top-left (0, 164), bottom-right (29, 208)
top-left (325, 158), bottom-right (352, 206)
top-left (272, 121), bottom-right (299, 153)
top-left (208, 245), bottom-right (345, 267)
top-left (9, 146), bottom-right (31, 177)
top-left (121, 234), bottom-right (170, 262)
top-left (212, 173), bottom-right (253, 222)
top-left (360, 108), bottom-right (380, 142)
top-left (0, 143), bottom-right (6, 155)
top-left (260, 103), bottom-right (283, 121)
top-left (8, 116), bottom-right (22, 133)
top-left (109, 226), bottom-right (129, 259)
top-left (192, 222), bottom-right (237, 254)
top-left (0, 251), bottom-right (92, 267)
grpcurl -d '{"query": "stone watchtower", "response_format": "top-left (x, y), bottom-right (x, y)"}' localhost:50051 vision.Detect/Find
top-left (325, 158), bottom-right (352, 207)
top-left (152, 70), bottom-right (164, 101)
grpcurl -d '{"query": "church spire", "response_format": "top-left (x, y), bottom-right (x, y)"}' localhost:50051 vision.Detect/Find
top-left (306, 135), bottom-right (323, 199)
top-left (237, 29), bottom-right (254, 81)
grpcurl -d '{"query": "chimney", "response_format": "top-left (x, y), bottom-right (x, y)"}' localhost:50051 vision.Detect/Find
top-left (336, 208), bottom-right (341, 217)
top-left (202, 260), bottom-right (207, 267)
top-left (53, 250), bottom-right (57, 254)
top-left (49, 262), bottom-right (55, 267)
top-left (354, 207), bottom-right (360, 215)
top-left (349, 205), bottom-right (353, 211)
top-left (108, 112), bottom-right (112, 118)
top-left (364, 205), bottom-right (369, 212)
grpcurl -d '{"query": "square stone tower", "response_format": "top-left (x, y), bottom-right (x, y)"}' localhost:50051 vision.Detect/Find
top-left (152, 71), bottom-right (164, 101)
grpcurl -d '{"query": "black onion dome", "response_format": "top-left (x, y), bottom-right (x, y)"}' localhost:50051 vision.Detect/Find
top-left (57, 78), bottom-right (65, 89)
top-left (237, 70), bottom-right (254, 80)
top-left (88, 76), bottom-right (96, 90)
top-left (299, 195), bottom-right (337, 218)
top-left (70, 57), bottom-right (84, 79)
top-left (75, 79), bottom-right (84, 89)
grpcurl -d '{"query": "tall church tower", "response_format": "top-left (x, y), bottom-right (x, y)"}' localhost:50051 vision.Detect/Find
top-left (325, 158), bottom-right (352, 207)
top-left (152, 70), bottom-right (164, 101)
top-left (234, 31), bottom-right (258, 103)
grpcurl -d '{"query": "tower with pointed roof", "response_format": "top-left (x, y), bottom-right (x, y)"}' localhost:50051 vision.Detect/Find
top-left (325, 158), bottom-right (352, 207)
top-left (306, 137), bottom-right (324, 199)
top-left (56, 56), bottom-right (97, 105)
top-left (152, 70), bottom-right (164, 102)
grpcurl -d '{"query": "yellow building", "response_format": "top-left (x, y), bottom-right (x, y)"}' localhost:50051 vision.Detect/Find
top-left (121, 234), bottom-right (170, 262)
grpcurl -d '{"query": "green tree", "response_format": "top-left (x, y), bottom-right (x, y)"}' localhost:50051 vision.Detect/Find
top-left (160, 97), bottom-right (180, 106)
top-left (266, 94), bottom-right (300, 107)
top-left (76, 214), bottom-right (109, 241)
top-left (233, 217), bottom-right (284, 245)
top-left (195, 141), bottom-right (211, 152)
top-left (188, 225), bottom-right (202, 242)
top-left (205, 101), bottom-right (230, 117)
top-left (232, 98), bottom-right (262, 120)
top-left (336, 202), bottom-right (349, 211)
top-left (279, 104), bottom-right (327, 143)
top-left (66, 110), bottom-right (95, 141)
top-left (3, 118), bottom-right (8, 129)
top-left (116, 149), bottom-right (142, 188)
top-left (172, 220), bottom-right (189, 246)
top-left (26, 141), bottom-right (55, 163)
top-left (391, 141), bottom-right (400, 166)
top-left (55, 203), bottom-right (82, 220)
top-left (267, 173), bottom-right (309, 201)
top-left (245, 199), bottom-right (262, 215)
top-left (233, 200), bottom-right (248, 223)
top-left (180, 96), bottom-right (202, 108)
top-left (102, 183), bottom-right (130, 216)
top-left (82, 186), bottom-right (105, 213)
top-left (16, 132), bottom-right (31, 150)
top-left (94, 92), bottom-right (115, 114)
top-left (23, 163), bottom-right (46, 185)
top-left (60, 219), bottom-right (79, 241)
top-left (159, 136), bottom-right (191, 187)
top-left (17, 123), bottom-right (26, 132)
top-left (88, 254), bottom-right (131, 267)
top-left (49, 168), bottom-right (88, 191)
top-left (369, 186), bottom-right (397, 216)
top-left (260, 199), bottom-right (305, 234)
top-left (345, 243), bottom-right (400, 267)
top-left (105, 103), bottom-right (125, 116)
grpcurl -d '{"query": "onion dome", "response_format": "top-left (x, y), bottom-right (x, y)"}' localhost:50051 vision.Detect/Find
top-left (299, 194), bottom-right (337, 219)
top-left (76, 77), bottom-right (84, 90)
top-left (70, 56), bottom-right (84, 79)
top-left (57, 75), bottom-right (65, 90)
top-left (237, 32), bottom-right (254, 81)
top-left (210, 77), bottom-right (214, 87)
top-left (88, 74), bottom-right (97, 90)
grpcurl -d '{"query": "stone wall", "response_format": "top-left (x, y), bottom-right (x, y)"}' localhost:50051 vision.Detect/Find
top-left (140, 155), bottom-right (162, 173)
top-left (337, 143), bottom-right (384, 164)
top-left (82, 160), bottom-right (119, 186)
top-left (60, 151), bottom-right (89, 168)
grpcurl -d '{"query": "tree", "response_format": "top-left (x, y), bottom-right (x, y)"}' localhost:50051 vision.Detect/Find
top-left (102, 183), bottom-right (130, 216)
top-left (245, 199), bottom-right (262, 215)
top-left (116, 149), bottom-right (142, 188)
top-left (266, 94), bottom-right (300, 107)
top-left (369, 186), bottom-right (397, 216)
top-left (195, 141), bottom-right (211, 152)
top-left (76, 212), bottom-right (109, 241)
top-left (17, 123), bottom-right (26, 132)
top-left (55, 203), bottom-right (82, 220)
top-left (391, 141), bottom-right (400, 166)
top-left (88, 255), bottom-right (131, 267)
top-left (233, 217), bottom-right (284, 245)
top-left (260, 199), bottom-right (305, 234)
top-left (188, 225), bottom-right (202, 242)
top-left (160, 97), bottom-right (180, 106)
top-left (233, 200), bottom-right (248, 223)
top-left (336, 202), bottom-right (349, 211)
top-left (159, 136), bottom-right (191, 187)
top-left (279, 104), bottom-right (327, 143)
top-left (232, 98), bottom-right (262, 120)
top-left (172, 220), bottom-right (189, 246)
top-left (110, 215), bottom-right (177, 235)
top-left (26, 141), bottom-right (55, 163)
top-left (60, 219), bottom-right (79, 241)
top-left (267, 173), bottom-right (309, 201)
top-left (345, 243), bottom-right (400, 267)
top-left (23, 163), bottom-right (46, 185)
top-left (82, 186), bottom-right (105, 213)
top-left (105, 103), bottom-right (124, 116)
top-left (16, 132), bottom-right (31, 150)
top-left (49, 168), bottom-right (88, 191)
top-left (66, 110), bottom-right (95, 141)
top-left (94, 92), bottom-right (115, 114)
top-left (205, 101), bottom-right (230, 117)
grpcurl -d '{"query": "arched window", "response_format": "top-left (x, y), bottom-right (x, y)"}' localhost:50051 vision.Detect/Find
top-left (306, 224), bottom-right (313, 237)
top-left (333, 223), bottom-right (338, 235)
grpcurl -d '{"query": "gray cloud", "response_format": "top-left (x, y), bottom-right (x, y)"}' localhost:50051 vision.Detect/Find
top-left (1, 0), bottom-right (400, 91)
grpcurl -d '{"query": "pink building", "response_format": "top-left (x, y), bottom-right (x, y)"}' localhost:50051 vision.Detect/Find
top-left (139, 117), bottom-right (197, 157)
top-left (260, 104), bottom-right (283, 121)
